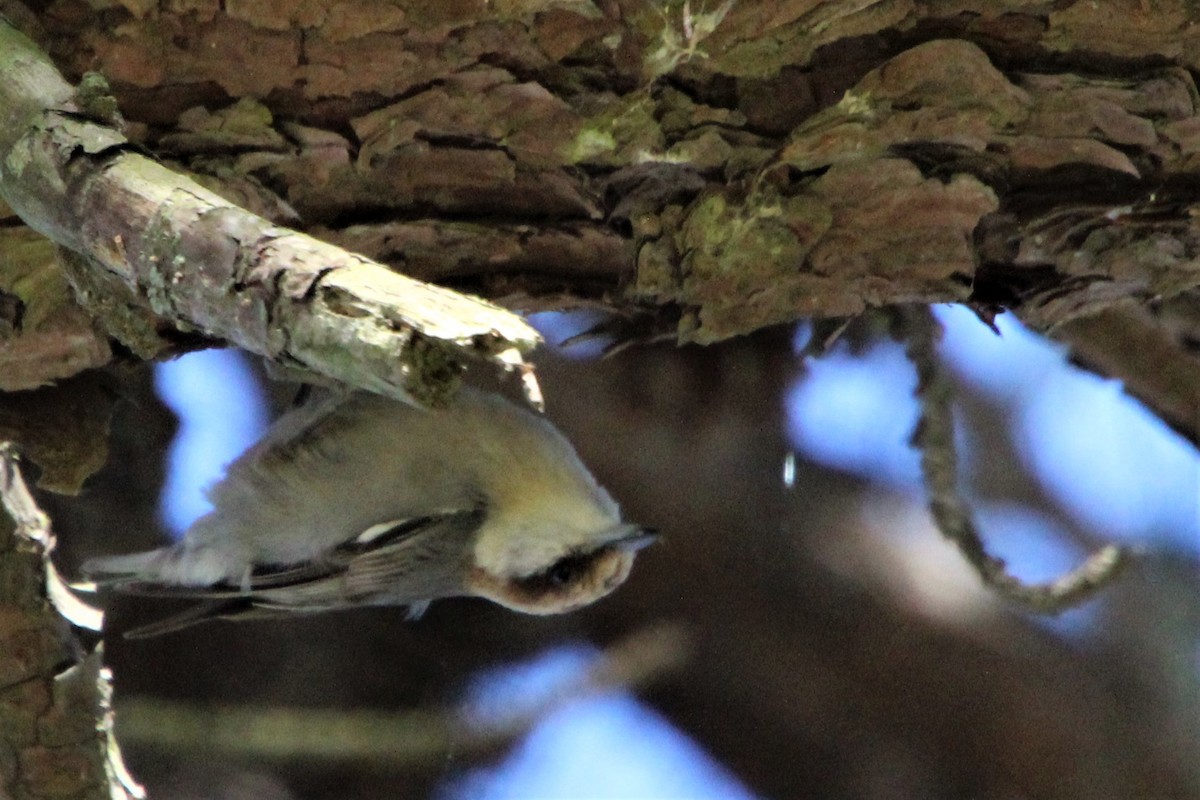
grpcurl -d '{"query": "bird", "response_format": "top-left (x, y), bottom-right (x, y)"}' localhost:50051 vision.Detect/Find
top-left (82, 386), bottom-right (656, 637)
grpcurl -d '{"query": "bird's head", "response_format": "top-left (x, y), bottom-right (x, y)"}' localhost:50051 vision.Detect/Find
top-left (466, 522), bottom-right (658, 614)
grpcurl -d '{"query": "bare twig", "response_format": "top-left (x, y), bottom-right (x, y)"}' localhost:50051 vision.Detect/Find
top-left (114, 622), bottom-right (690, 765)
top-left (900, 306), bottom-right (1131, 613)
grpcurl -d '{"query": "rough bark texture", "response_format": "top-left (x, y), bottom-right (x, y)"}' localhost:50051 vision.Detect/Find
top-left (0, 486), bottom-right (107, 799)
top-left (0, 226), bottom-right (111, 392)
top-left (0, 0), bottom-right (1193, 438)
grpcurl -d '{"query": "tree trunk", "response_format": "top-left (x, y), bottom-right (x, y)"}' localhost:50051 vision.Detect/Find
top-left (2, 0), bottom-right (1195, 437)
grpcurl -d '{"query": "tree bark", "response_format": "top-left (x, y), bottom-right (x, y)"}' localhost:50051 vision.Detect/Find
top-left (0, 0), bottom-right (1193, 438)
top-left (0, 19), bottom-right (539, 407)
top-left (0, 446), bottom-right (137, 800)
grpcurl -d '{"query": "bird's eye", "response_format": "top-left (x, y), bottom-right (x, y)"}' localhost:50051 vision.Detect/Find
top-left (547, 560), bottom-right (578, 587)
top-left (515, 554), bottom-right (595, 594)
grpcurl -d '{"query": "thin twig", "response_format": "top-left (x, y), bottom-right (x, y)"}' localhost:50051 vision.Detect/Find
top-left (900, 306), bottom-right (1131, 614)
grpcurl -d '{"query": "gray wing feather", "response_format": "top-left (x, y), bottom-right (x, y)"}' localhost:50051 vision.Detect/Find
top-left (109, 511), bottom-right (482, 637)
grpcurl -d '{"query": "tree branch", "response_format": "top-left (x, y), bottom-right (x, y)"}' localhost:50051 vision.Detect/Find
top-left (0, 20), bottom-right (540, 406)
top-left (901, 306), bottom-right (1131, 613)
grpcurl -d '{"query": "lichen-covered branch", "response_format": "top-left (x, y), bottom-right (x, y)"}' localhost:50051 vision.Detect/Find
top-left (901, 306), bottom-right (1130, 613)
top-left (0, 20), bottom-right (540, 405)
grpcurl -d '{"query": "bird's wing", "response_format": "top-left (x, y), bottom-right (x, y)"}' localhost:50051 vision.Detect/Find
top-left (337, 510), bottom-right (481, 601)
top-left (111, 510), bottom-right (483, 638)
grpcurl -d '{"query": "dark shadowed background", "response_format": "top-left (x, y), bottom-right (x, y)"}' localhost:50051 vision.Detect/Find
top-left (44, 308), bottom-right (1200, 800)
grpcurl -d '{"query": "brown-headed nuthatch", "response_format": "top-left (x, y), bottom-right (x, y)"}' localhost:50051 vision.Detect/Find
top-left (83, 388), bottom-right (655, 637)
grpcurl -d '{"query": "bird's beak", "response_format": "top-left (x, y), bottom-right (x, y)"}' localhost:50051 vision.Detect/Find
top-left (600, 525), bottom-right (660, 552)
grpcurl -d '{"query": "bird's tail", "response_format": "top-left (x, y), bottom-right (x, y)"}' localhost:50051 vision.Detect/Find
top-left (121, 598), bottom-right (255, 639)
top-left (81, 540), bottom-right (247, 589)
top-left (79, 549), bottom-right (172, 586)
